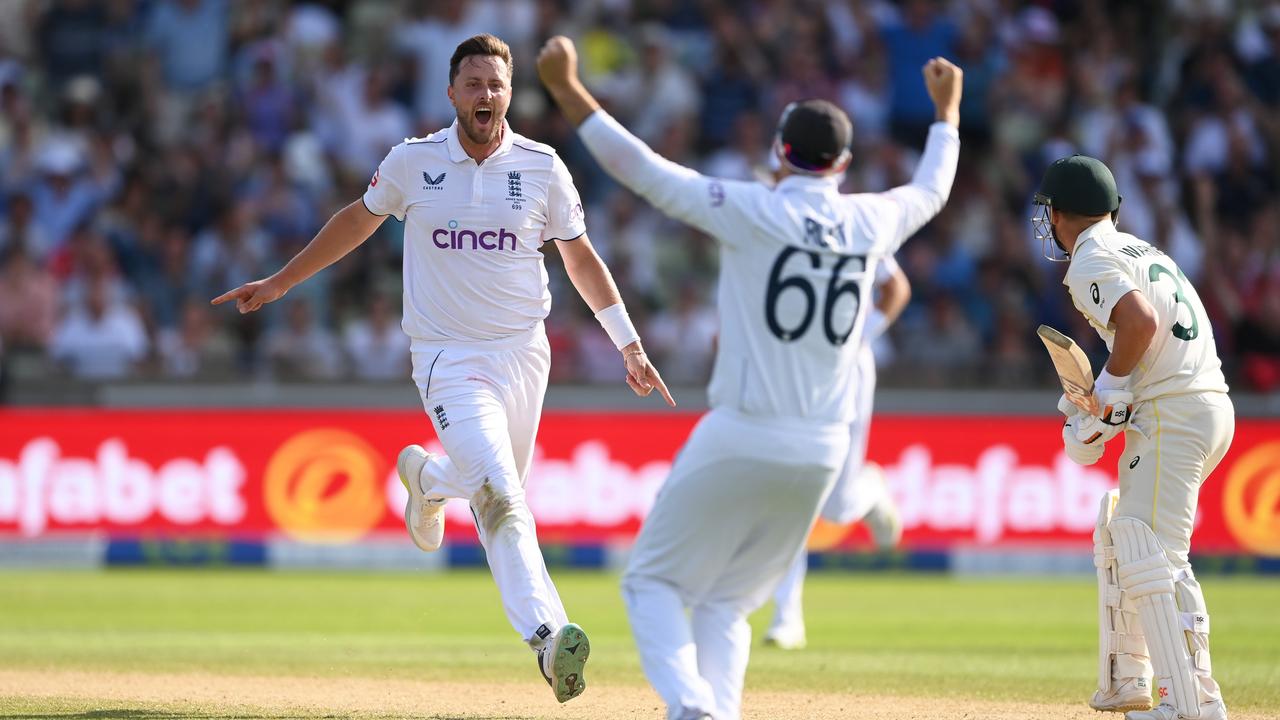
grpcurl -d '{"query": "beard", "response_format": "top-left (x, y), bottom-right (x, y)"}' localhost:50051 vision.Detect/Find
top-left (457, 106), bottom-right (504, 146)
top-left (1051, 224), bottom-right (1069, 257)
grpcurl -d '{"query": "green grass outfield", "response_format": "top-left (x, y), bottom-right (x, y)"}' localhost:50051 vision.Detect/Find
top-left (1, 570), bottom-right (1277, 717)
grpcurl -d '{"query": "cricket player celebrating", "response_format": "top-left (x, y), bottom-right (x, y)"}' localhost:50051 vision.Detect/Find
top-left (764, 257), bottom-right (910, 650)
top-left (1034, 155), bottom-right (1233, 720)
top-left (537, 36), bottom-right (960, 720)
top-left (213, 34), bottom-right (674, 704)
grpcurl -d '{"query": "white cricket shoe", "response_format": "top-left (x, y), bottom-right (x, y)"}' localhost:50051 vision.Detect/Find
top-left (397, 445), bottom-right (445, 552)
top-left (1090, 678), bottom-right (1153, 713)
top-left (762, 621), bottom-right (806, 650)
top-left (1126, 699), bottom-right (1228, 720)
top-left (860, 464), bottom-right (903, 550)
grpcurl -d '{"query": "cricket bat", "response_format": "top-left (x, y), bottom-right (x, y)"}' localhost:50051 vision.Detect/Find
top-left (1036, 324), bottom-right (1099, 416)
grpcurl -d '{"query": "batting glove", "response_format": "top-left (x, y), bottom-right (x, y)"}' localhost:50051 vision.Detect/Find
top-left (1063, 417), bottom-right (1105, 465)
top-left (1075, 388), bottom-right (1133, 445)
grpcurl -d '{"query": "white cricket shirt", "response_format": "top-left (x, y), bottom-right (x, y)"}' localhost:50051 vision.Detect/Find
top-left (363, 119), bottom-right (586, 346)
top-left (1065, 219), bottom-right (1228, 402)
top-left (578, 111), bottom-right (959, 439)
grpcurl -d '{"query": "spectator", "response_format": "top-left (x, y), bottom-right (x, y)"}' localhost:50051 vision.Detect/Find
top-left (0, 192), bottom-right (50, 260)
top-left (36, 0), bottom-right (106, 90)
top-left (881, 0), bottom-right (957, 143)
top-left (156, 301), bottom-right (234, 378)
top-left (646, 282), bottom-right (718, 385)
top-left (342, 294), bottom-right (410, 381)
top-left (899, 294), bottom-right (982, 383)
top-left (0, 245), bottom-right (58, 350)
top-left (189, 203), bottom-right (270, 303)
top-left (49, 274), bottom-right (148, 379)
top-left (328, 64), bottom-right (412, 180)
top-left (396, 0), bottom-right (491, 128)
top-left (144, 0), bottom-right (229, 92)
top-left (263, 298), bottom-right (343, 380)
top-left (702, 111), bottom-right (768, 181)
top-left (238, 53), bottom-right (295, 154)
top-left (28, 140), bottom-right (109, 254)
top-left (1237, 278), bottom-right (1280, 392)
top-left (607, 25), bottom-right (702, 144)
top-left (0, 0), bottom-right (1275, 392)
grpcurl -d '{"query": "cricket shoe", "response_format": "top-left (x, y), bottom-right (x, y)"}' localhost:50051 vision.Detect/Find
top-left (1126, 699), bottom-right (1228, 720)
top-left (397, 445), bottom-right (445, 552)
top-left (860, 463), bottom-right (903, 550)
top-left (762, 621), bottom-right (806, 650)
top-left (537, 623), bottom-right (590, 703)
top-left (1090, 678), bottom-right (1153, 713)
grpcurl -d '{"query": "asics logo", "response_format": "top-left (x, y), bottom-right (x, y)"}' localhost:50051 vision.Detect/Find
top-left (432, 226), bottom-right (518, 251)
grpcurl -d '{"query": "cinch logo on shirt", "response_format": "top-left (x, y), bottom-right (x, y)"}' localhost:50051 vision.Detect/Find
top-left (432, 220), bottom-right (517, 251)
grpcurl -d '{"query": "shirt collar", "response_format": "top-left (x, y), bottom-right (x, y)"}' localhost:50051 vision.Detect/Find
top-left (1072, 217), bottom-right (1116, 254)
top-left (775, 173), bottom-right (840, 191)
top-left (445, 118), bottom-right (515, 164)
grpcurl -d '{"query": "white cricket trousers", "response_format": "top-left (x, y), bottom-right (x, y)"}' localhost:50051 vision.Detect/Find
top-left (1111, 391), bottom-right (1234, 707)
top-left (1113, 391), bottom-right (1234, 568)
top-left (772, 346), bottom-right (881, 631)
top-left (622, 409), bottom-right (847, 720)
top-left (409, 325), bottom-right (568, 644)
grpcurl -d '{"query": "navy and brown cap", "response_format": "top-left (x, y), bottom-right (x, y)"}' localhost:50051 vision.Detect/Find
top-left (1034, 154), bottom-right (1121, 216)
top-left (778, 100), bottom-right (853, 173)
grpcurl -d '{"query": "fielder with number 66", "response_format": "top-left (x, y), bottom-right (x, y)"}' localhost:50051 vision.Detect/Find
top-left (538, 36), bottom-right (961, 720)
top-left (1034, 156), bottom-right (1234, 720)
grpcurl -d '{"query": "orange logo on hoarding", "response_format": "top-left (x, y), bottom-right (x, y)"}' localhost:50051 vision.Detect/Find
top-left (807, 518), bottom-right (852, 551)
top-left (263, 429), bottom-right (386, 543)
top-left (1222, 441), bottom-right (1280, 557)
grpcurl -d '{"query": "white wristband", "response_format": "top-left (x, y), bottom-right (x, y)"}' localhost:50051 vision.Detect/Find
top-left (594, 303), bottom-right (640, 350)
top-left (1095, 368), bottom-right (1129, 392)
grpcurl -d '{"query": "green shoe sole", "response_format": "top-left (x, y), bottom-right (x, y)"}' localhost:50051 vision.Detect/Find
top-left (550, 623), bottom-right (590, 703)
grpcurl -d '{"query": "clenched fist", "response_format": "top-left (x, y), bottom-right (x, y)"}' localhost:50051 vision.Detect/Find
top-left (537, 36), bottom-right (580, 93)
top-left (922, 57), bottom-right (963, 126)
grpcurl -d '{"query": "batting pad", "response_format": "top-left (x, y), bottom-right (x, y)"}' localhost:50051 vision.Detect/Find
top-left (1094, 491), bottom-right (1151, 694)
top-left (1111, 516), bottom-right (1201, 718)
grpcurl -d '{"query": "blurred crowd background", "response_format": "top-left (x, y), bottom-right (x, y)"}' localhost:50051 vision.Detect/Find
top-left (1, 0), bottom-right (1278, 395)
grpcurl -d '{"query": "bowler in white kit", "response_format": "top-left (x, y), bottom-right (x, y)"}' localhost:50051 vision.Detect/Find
top-left (213, 33), bottom-right (673, 704)
top-left (1035, 155), bottom-right (1234, 720)
top-left (537, 36), bottom-right (962, 720)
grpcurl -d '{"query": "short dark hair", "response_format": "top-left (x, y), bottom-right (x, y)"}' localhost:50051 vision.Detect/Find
top-left (449, 34), bottom-right (513, 85)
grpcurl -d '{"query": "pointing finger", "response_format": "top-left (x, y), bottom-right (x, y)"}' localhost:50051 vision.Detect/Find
top-left (648, 366), bottom-right (676, 407)
top-left (211, 286), bottom-right (247, 305)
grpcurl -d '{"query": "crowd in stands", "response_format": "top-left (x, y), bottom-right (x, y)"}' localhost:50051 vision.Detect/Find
top-left (0, 0), bottom-right (1278, 393)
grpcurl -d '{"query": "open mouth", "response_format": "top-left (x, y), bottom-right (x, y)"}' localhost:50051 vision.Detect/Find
top-left (475, 107), bottom-right (493, 127)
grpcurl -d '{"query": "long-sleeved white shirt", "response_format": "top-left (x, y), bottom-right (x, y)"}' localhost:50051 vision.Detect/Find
top-left (579, 111), bottom-right (958, 449)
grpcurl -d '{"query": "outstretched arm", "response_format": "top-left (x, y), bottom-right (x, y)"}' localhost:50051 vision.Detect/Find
top-left (882, 58), bottom-right (963, 246)
top-left (212, 200), bottom-right (385, 313)
top-left (537, 36), bottom-right (727, 236)
top-left (557, 234), bottom-right (675, 406)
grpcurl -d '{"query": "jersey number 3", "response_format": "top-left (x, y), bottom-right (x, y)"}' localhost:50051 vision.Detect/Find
top-left (1149, 263), bottom-right (1200, 341)
top-left (765, 247), bottom-right (863, 345)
